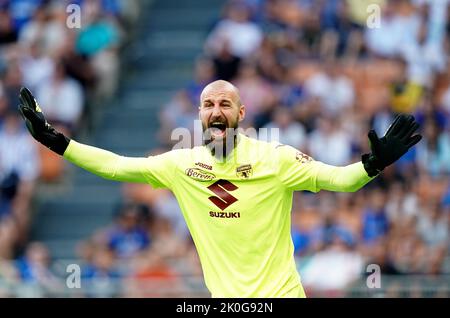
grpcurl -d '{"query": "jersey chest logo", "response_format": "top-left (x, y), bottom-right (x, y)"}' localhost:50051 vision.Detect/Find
top-left (236, 164), bottom-right (252, 179)
top-left (207, 179), bottom-right (238, 210)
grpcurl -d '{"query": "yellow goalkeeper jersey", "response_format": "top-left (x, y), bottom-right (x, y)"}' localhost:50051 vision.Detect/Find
top-left (64, 133), bottom-right (374, 298)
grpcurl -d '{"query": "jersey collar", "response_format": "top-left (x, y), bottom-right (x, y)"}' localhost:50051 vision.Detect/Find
top-left (205, 132), bottom-right (245, 164)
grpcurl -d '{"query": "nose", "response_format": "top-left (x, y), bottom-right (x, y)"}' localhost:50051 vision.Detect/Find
top-left (211, 103), bottom-right (222, 117)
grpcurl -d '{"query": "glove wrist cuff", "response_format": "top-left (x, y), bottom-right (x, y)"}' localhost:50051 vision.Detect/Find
top-left (38, 128), bottom-right (71, 156)
top-left (362, 153), bottom-right (383, 177)
top-left (51, 133), bottom-right (71, 156)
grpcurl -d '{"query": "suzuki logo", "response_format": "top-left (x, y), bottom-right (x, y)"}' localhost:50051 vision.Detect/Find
top-left (207, 179), bottom-right (238, 210)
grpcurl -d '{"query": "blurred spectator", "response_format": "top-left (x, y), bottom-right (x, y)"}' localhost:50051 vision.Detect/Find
top-left (365, 0), bottom-right (420, 59)
top-left (204, 1), bottom-right (263, 58)
top-left (385, 182), bottom-right (420, 223)
top-left (7, 0), bottom-right (43, 32)
top-left (2, 61), bottom-right (23, 113)
top-left (186, 58), bottom-right (216, 106)
top-left (211, 39), bottom-right (241, 82)
top-left (159, 90), bottom-right (197, 145)
top-left (18, 4), bottom-right (50, 49)
top-left (364, 238), bottom-right (400, 274)
top-left (441, 83), bottom-right (450, 115)
top-left (417, 201), bottom-right (448, 249)
top-left (389, 59), bottom-right (423, 114)
top-left (19, 40), bottom-right (55, 92)
top-left (0, 217), bottom-right (19, 259)
top-left (263, 106), bottom-right (306, 149)
top-left (56, 32), bottom-right (97, 92)
top-left (15, 242), bottom-right (61, 294)
top-left (300, 232), bottom-right (364, 296)
top-left (36, 60), bottom-right (84, 133)
top-left (82, 246), bottom-right (121, 297)
top-left (125, 248), bottom-right (183, 297)
top-left (402, 16), bottom-right (444, 87)
top-left (75, 0), bottom-right (121, 101)
top-left (152, 193), bottom-right (190, 240)
top-left (308, 116), bottom-right (353, 166)
top-left (107, 203), bottom-right (151, 259)
top-left (75, 1), bottom-right (120, 57)
top-left (416, 118), bottom-right (450, 177)
top-left (361, 189), bottom-right (389, 245)
top-left (0, 9), bottom-right (18, 45)
top-left (234, 62), bottom-right (276, 126)
top-left (0, 83), bottom-right (9, 124)
top-left (18, 3), bottom-right (68, 56)
top-left (148, 216), bottom-right (186, 259)
top-left (303, 62), bottom-right (355, 116)
top-left (0, 257), bottom-right (19, 297)
top-left (0, 111), bottom-right (39, 239)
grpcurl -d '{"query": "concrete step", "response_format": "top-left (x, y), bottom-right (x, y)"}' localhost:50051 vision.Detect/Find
top-left (42, 239), bottom-right (85, 260)
top-left (32, 204), bottom-right (117, 239)
top-left (53, 185), bottom-right (122, 205)
top-left (95, 128), bottom-right (156, 145)
top-left (145, 31), bottom-right (206, 51)
top-left (144, 8), bottom-right (219, 30)
top-left (122, 77), bottom-right (191, 91)
top-left (151, 0), bottom-right (225, 10)
top-left (134, 48), bottom-right (202, 63)
top-left (37, 200), bottom-right (118, 216)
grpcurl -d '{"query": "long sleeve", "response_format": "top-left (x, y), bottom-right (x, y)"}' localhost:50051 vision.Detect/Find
top-left (277, 144), bottom-right (375, 192)
top-left (63, 140), bottom-right (175, 188)
top-left (314, 161), bottom-right (375, 192)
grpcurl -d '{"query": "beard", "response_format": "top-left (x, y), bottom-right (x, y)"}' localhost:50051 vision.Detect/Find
top-left (202, 115), bottom-right (240, 159)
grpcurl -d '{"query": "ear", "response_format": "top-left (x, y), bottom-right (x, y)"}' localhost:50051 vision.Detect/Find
top-left (238, 104), bottom-right (246, 122)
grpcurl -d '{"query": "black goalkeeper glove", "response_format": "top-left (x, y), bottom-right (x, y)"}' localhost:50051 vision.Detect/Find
top-left (18, 87), bottom-right (70, 156)
top-left (362, 114), bottom-right (422, 177)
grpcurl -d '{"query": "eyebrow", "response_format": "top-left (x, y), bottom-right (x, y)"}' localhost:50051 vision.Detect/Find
top-left (202, 99), bottom-right (233, 104)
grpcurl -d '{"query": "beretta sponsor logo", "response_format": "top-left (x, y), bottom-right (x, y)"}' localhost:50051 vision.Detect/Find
top-left (185, 168), bottom-right (216, 181)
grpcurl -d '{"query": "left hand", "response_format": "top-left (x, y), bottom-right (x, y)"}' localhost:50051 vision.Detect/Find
top-left (362, 114), bottom-right (422, 177)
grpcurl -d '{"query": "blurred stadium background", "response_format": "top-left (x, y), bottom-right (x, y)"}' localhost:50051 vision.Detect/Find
top-left (0, 0), bottom-right (449, 298)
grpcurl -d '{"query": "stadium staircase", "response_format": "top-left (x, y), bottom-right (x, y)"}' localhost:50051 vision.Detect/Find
top-left (30, 0), bottom-right (225, 261)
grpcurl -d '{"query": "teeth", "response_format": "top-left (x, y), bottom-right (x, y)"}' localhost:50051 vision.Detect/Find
top-left (210, 122), bottom-right (226, 128)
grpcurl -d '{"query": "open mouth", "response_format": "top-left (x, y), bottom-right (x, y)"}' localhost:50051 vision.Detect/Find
top-left (209, 121), bottom-right (227, 139)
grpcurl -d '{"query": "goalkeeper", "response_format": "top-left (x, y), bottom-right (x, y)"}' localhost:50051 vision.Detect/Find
top-left (18, 81), bottom-right (421, 298)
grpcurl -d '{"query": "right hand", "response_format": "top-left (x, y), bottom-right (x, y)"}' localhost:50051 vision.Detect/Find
top-left (18, 87), bottom-right (70, 156)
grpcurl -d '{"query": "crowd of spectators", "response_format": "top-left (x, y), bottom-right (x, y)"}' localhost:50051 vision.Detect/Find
top-left (78, 0), bottom-right (450, 297)
top-left (158, 0), bottom-right (450, 297)
top-left (0, 0), bottom-right (139, 296)
top-left (1, 0), bottom-right (450, 297)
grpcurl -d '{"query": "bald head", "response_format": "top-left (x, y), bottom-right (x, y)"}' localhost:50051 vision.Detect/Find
top-left (200, 80), bottom-right (242, 106)
top-left (198, 80), bottom-right (246, 147)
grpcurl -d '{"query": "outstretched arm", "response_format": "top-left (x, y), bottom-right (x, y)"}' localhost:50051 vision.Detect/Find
top-left (18, 87), bottom-right (150, 184)
top-left (63, 140), bottom-right (150, 183)
top-left (315, 161), bottom-right (373, 192)
top-left (279, 114), bottom-right (422, 193)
